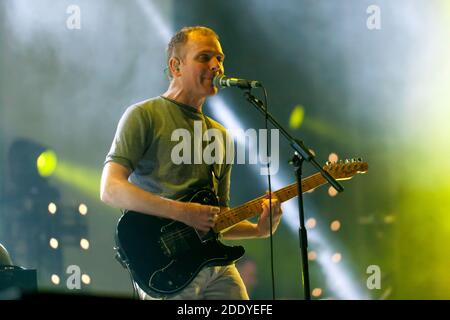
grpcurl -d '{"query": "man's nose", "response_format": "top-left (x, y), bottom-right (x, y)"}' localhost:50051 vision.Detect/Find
top-left (210, 58), bottom-right (223, 72)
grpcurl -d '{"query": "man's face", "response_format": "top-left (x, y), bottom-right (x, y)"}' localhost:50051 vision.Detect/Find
top-left (177, 33), bottom-right (225, 98)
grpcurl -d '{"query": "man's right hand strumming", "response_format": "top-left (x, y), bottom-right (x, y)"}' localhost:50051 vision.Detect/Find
top-left (177, 202), bottom-right (220, 232)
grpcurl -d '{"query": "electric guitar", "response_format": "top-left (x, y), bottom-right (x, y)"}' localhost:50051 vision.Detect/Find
top-left (115, 159), bottom-right (368, 297)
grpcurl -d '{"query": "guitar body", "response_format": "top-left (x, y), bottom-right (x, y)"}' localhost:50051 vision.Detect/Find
top-left (115, 189), bottom-right (245, 297)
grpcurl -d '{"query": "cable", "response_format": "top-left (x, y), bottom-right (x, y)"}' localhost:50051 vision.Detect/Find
top-left (261, 85), bottom-right (276, 300)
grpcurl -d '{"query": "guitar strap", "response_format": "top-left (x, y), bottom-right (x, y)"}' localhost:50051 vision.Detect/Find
top-left (203, 115), bottom-right (223, 198)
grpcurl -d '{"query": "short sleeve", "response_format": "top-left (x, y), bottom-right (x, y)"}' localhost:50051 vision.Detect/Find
top-left (104, 105), bottom-right (152, 171)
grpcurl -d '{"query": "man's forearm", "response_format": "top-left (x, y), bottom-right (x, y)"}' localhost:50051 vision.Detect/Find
top-left (221, 220), bottom-right (264, 240)
top-left (101, 178), bottom-right (183, 221)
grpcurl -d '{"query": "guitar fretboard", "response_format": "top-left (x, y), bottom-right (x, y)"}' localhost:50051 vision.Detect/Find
top-left (213, 172), bottom-right (327, 233)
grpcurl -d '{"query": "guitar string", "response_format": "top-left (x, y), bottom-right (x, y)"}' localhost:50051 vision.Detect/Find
top-left (158, 168), bottom-right (362, 244)
top-left (160, 175), bottom-right (326, 245)
top-left (161, 196), bottom-right (267, 245)
top-left (160, 172), bottom-right (336, 245)
top-left (160, 184), bottom-right (301, 245)
top-left (160, 182), bottom-right (305, 244)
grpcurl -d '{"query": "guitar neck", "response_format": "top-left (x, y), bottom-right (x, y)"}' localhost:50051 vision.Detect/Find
top-left (213, 172), bottom-right (327, 233)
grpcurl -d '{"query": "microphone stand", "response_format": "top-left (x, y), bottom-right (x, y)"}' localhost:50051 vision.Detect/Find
top-left (243, 90), bottom-right (344, 300)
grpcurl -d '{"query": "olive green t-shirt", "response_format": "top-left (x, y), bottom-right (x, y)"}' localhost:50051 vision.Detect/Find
top-left (105, 96), bottom-right (233, 207)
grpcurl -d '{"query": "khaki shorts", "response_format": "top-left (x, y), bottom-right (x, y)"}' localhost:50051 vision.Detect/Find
top-left (136, 264), bottom-right (249, 300)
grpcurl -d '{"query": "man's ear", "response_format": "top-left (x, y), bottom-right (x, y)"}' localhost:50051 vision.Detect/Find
top-left (169, 57), bottom-right (181, 76)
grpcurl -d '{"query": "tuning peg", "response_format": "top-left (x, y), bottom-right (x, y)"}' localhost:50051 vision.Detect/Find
top-left (345, 159), bottom-right (350, 164)
top-left (357, 157), bottom-right (363, 162)
top-left (325, 161), bottom-right (331, 166)
top-left (351, 158), bottom-right (356, 162)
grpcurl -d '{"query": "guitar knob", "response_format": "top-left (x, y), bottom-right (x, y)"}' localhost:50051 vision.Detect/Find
top-left (325, 161), bottom-right (331, 166)
top-left (345, 159), bottom-right (350, 164)
top-left (358, 157), bottom-right (363, 162)
top-left (351, 158), bottom-right (356, 162)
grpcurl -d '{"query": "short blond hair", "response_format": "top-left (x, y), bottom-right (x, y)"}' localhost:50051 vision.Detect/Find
top-left (166, 26), bottom-right (219, 77)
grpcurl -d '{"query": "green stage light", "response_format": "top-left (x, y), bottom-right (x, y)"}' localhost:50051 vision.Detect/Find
top-left (289, 104), bottom-right (305, 129)
top-left (37, 150), bottom-right (58, 177)
top-left (53, 160), bottom-right (101, 200)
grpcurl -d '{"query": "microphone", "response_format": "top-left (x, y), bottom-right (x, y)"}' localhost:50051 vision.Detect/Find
top-left (213, 75), bottom-right (262, 89)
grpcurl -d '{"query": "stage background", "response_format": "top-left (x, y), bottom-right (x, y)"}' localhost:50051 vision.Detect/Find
top-left (1, 0), bottom-right (449, 299)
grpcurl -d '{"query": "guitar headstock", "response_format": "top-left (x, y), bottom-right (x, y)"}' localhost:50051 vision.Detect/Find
top-left (324, 158), bottom-right (368, 180)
